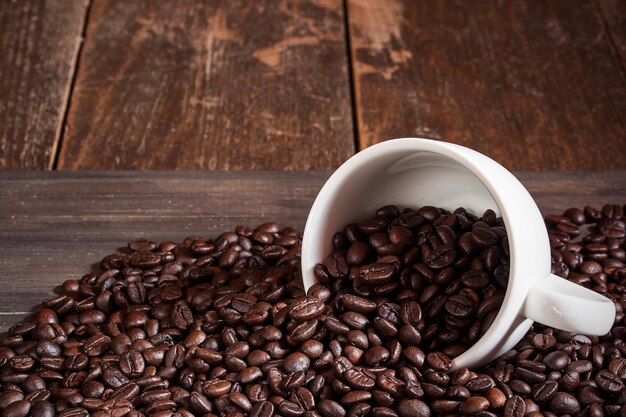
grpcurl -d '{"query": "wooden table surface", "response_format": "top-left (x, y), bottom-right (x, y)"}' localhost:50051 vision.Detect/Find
top-left (0, 2), bottom-right (624, 335)
top-left (1, 171), bottom-right (625, 332)
top-left (1, 0), bottom-right (625, 171)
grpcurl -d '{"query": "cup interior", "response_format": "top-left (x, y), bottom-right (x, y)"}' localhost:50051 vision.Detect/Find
top-left (303, 149), bottom-right (503, 290)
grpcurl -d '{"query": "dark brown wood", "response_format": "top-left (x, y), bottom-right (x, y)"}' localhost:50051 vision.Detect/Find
top-left (58, 0), bottom-right (354, 170)
top-left (0, 0), bottom-right (89, 170)
top-left (0, 171), bottom-right (328, 330)
top-left (598, 0), bottom-right (626, 66)
top-left (0, 171), bottom-right (624, 331)
top-left (347, 0), bottom-right (626, 170)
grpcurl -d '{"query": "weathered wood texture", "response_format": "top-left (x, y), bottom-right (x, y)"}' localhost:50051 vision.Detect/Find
top-left (0, 0), bottom-right (89, 170)
top-left (347, 0), bottom-right (626, 170)
top-left (0, 171), bottom-right (624, 331)
top-left (58, 0), bottom-right (354, 170)
top-left (599, 0), bottom-right (626, 66)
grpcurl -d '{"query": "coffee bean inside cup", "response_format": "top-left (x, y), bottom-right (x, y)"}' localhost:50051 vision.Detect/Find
top-left (1, 204), bottom-right (624, 417)
top-left (313, 205), bottom-right (510, 361)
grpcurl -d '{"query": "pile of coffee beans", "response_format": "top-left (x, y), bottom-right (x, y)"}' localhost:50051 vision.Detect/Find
top-left (0, 204), bottom-right (624, 417)
top-left (316, 205), bottom-right (509, 359)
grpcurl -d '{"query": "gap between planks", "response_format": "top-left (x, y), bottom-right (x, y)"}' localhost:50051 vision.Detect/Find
top-left (49, 0), bottom-right (92, 171)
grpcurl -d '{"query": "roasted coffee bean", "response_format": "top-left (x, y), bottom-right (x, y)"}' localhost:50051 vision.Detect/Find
top-left (23, 375), bottom-right (46, 392)
top-left (515, 367), bottom-right (546, 384)
top-left (189, 392), bottom-right (213, 414)
top-left (422, 382), bottom-right (446, 398)
top-left (348, 403), bottom-right (371, 417)
top-left (301, 340), bottom-right (324, 358)
top-left (426, 352), bottom-right (452, 372)
top-left (0, 390), bottom-right (24, 409)
top-left (609, 358), bottom-right (626, 379)
top-left (347, 242), bottom-right (370, 266)
top-left (281, 371), bottom-right (304, 391)
top-left (448, 384), bottom-right (471, 399)
top-left (2, 399), bottom-right (31, 417)
top-left (566, 360), bottom-right (592, 374)
top-left (129, 252), bottom-right (161, 269)
top-left (324, 316), bottom-right (350, 334)
top-left (284, 352), bottom-right (311, 373)
top-left (81, 381), bottom-right (104, 399)
top-left (334, 356), bottom-right (353, 377)
top-left (466, 376), bottom-right (494, 393)
top-left (543, 351), bottom-right (570, 371)
top-left (431, 400), bottom-right (460, 413)
top-left (484, 387), bottom-right (506, 408)
top-left (559, 371), bottom-right (580, 392)
top-left (532, 381), bottom-right (558, 402)
top-left (318, 400), bottom-right (346, 417)
top-left (344, 367), bottom-right (376, 390)
top-left (251, 401), bottom-right (275, 417)
top-left (359, 263), bottom-right (396, 285)
top-left (203, 379), bottom-right (232, 398)
top-left (595, 369), bottom-right (624, 393)
top-left (324, 252), bottom-right (349, 279)
top-left (548, 392), bottom-right (581, 415)
top-left (171, 300), bottom-right (194, 329)
top-left (8, 355), bottom-right (35, 372)
top-left (377, 373), bottom-right (406, 397)
top-left (578, 385), bottom-right (605, 406)
top-left (445, 294), bottom-right (474, 318)
top-left (279, 400), bottom-right (305, 417)
top-left (403, 346), bottom-right (425, 368)
top-left (102, 366), bottom-right (129, 388)
top-left (372, 389), bottom-right (395, 407)
top-left (30, 401), bottom-right (55, 417)
top-left (461, 396), bottom-right (490, 414)
top-left (119, 350), bottom-right (144, 377)
top-left (140, 389), bottom-right (171, 403)
top-left (424, 244), bottom-right (457, 269)
top-left (342, 294), bottom-right (377, 313)
top-left (128, 239), bottom-right (156, 252)
top-left (111, 382), bottom-right (139, 400)
top-left (364, 346), bottom-right (389, 365)
top-left (341, 391), bottom-right (372, 406)
top-left (472, 228), bottom-right (498, 247)
top-left (291, 319), bottom-right (319, 342)
top-left (341, 311), bottom-right (369, 330)
top-left (503, 395), bottom-right (525, 417)
top-left (290, 297), bottom-right (325, 322)
top-left (509, 379), bottom-right (531, 395)
top-left (83, 334), bottom-right (111, 356)
top-left (531, 333), bottom-right (557, 351)
top-left (396, 399), bottom-right (430, 417)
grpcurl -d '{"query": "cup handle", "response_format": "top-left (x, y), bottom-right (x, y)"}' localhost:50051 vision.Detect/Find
top-left (523, 273), bottom-right (616, 336)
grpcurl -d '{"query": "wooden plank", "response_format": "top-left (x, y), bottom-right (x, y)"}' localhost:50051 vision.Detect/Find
top-left (0, 0), bottom-right (89, 169)
top-left (0, 171), bottom-right (327, 330)
top-left (347, 0), bottom-right (626, 170)
top-left (58, 0), bottom-right (354, 170)
top-left (0, 171), bottom-right (624, 331)
top-left (598, 0), bottom-right (626, 66)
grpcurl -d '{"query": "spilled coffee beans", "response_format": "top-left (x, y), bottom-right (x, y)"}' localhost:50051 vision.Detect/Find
top-left (0, 203), bottom-right (624, 417)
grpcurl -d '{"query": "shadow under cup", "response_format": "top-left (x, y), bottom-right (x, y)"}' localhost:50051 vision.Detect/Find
top-left (302, 143), bottom-right (546, 370)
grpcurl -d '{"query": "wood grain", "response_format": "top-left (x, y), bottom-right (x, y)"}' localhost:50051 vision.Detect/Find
top-left (0, 0), bottom-right (89, 170)
top-left (58, 0), bottom-right (354, 170)
top-left (0, 171), bottom-right (327, 330)
top-left (598, 0), bottom-right (626, 67)
top-left (0, 171), bottom-right (624, 331)
top-left (347, 0), bottom-right (626, 170)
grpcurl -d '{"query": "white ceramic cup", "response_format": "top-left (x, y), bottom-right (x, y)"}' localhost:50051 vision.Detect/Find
top-left (301, 138), bottom-right (616, 370)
